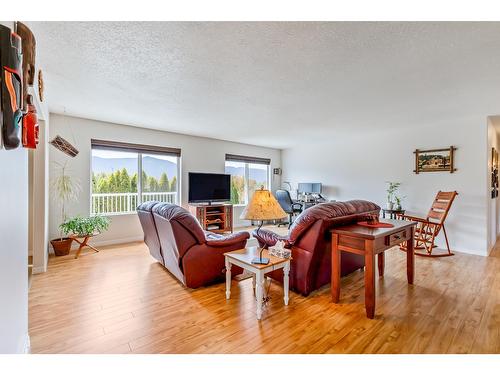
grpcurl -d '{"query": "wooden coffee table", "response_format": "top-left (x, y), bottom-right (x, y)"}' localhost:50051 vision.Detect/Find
top-left (224, 247), bottom-right (290, 320)
top-left (330, 219), bottom-right (416, 318)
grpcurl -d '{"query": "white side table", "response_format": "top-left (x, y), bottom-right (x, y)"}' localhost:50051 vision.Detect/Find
top-left (224, 246), bottom-right (291, 320)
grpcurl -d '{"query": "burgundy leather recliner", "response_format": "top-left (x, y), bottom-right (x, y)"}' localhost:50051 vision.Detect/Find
top-left (137, 202), bottom-right (249, 288)
top-left (253, 200), bottom-right (380, 296)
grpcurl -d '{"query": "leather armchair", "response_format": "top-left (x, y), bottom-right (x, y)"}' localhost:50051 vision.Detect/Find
top-left (137, 202), bottom-right (249, 288)
top-left (253, 200), bottom-right (380, 296)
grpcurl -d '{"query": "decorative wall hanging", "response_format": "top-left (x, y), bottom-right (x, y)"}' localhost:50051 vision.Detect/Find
top-left (22, 94), bottom-right (38, 149)
top-left (0, 24), bottom-right (23, 150)
top-left (492, 147), bottom-right (498, 198)
top-left (16, 22), bottom-right (36, 112)
top-left (38, 69), bottom-right (44, 102)
top-left (414, 146), bottom-right (457, 174)
top-left (50, 135), bottom-right (79, 157)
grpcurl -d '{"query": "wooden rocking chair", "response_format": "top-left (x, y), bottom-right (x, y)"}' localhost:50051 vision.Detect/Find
top-left (398, 191), bottom-right (458, 257)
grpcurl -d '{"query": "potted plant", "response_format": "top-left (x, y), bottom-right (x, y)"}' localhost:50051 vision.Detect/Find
top-left (386, 181), bottom-right (401, 210)
top-left (50, 162), bottom-right (81, 256)
top-left (60, 216), bottom-right (110, 238)
top-left (394, 195), bottom-right (406, 211)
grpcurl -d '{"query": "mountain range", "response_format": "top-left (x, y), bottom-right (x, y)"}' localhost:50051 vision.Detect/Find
top-left (93, 156), bottom-right (267, 182)
top-left (92, 156), bottom-right (177, 179)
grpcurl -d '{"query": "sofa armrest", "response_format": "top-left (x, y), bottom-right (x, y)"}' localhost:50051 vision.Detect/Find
top-left (206, 231), bottom-right (250, 247)
top-left (252, 228), bottom-right (289, 247)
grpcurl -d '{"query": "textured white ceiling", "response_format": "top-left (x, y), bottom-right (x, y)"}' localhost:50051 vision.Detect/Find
top-left (27, 22), bottom-right (500, 149)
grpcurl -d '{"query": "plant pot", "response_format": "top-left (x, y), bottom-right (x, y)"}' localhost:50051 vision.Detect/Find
top-left (386, 202), bottom-right (394, 210)
top-left (50, 237), bottom-right (73, 256)
top-left (394, 204), bottom-right (402, 211)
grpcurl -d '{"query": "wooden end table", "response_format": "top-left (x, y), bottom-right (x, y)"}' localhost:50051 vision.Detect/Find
top-left (381, 208), bottom-right (405, 219)
top-left (224, 247), bottom-right (290, 320)
top-left (330, 219), bottom-right (416, 319)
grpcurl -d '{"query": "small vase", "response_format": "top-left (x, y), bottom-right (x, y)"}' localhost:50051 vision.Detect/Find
top-left (386, 202), bottom-right (394, 210)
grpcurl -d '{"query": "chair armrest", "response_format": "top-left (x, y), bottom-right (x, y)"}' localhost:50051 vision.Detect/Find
top-left (252, 228), bottom-right (289, 247)
top-left (206, 232), bottom-right (250, 247)
top-left (292, 202), bottom-right (303, 210)
top-left (398, 214), bottom-right (432, 224)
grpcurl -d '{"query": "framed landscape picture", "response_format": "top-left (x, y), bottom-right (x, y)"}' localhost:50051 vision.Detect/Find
top-left (414, 146), bottom-right (456, 174)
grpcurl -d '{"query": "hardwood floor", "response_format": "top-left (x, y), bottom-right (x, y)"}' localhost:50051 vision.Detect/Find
top-left (29, 236), bottom-right (500, 354)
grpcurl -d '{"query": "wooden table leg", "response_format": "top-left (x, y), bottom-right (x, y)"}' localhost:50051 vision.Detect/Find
top-left (255, 271), bottom-right (264, 320)
top-left (331, 233), bottom-right (341, 303)
top-left (283, 261), bottom-right (290, 306)
top-left (377, 252), bottom-right (385, 277)
top-left (364, 240), bottom-right (375, 319)
top-left (407, 227), bottom-right (415, 284)
top-left (225, 258), bottom-right (231, 300)
top-left (74, 237), bottom-right (89, 259)
top-left (74, 236), bottom-right (99, 259)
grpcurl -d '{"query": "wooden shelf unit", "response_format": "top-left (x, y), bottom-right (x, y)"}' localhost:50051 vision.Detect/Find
top-left (189, 203), bottom-right (233, 234)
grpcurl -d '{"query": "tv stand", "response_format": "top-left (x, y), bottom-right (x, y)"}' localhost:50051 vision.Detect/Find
top-left (188, 203), bottom-right (233, 234)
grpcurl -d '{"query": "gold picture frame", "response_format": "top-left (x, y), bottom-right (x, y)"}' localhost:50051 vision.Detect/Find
top-left (414, 146), bottom-right (457, 174)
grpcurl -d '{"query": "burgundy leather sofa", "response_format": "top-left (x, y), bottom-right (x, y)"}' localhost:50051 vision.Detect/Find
top-left (253, 200), bottom-right (380, 296)
top-left (137, 202), bottom-right (249, 288)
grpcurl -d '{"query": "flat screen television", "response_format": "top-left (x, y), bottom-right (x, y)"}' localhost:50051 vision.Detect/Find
top-left (188, 172), bottom-right (231, 203)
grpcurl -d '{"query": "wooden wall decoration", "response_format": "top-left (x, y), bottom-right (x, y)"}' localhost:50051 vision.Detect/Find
top-left (16, 22), bottom-right (39, 149)
top-left (0, 24), bottom-right (23, 150)
top-left (492, 147), bottom-right (498, 198)
top-left (16, 22), bottom-right (36, 111)
top-left (50, 135), bottom-right (79, 157)
top-left (38, 69), bottom-right (44, 102)
top-left (414, 146), bottom-right (457, 174)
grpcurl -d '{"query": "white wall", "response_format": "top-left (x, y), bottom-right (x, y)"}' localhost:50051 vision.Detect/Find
top-left (282, 119), bottom-right (488, 256)
top-left (32, 117), bottom-right (50, 273)
top-left (48, 114), bottom-right (281, 247)
top-left (0, 21), bottom-right (29, 354)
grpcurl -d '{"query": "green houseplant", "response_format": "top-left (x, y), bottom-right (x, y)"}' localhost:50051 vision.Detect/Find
top-left (50, 161), bottom-right (81, 256)
top-left (59, 216), bottom-right (110, 238)
top-left (394, 195), bottom-right (406, 211)
top-left (385, 181), bottom-right (401, 210)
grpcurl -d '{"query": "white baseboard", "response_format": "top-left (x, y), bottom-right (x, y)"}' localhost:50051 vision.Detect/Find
top-left (89, 235), bottom-right (144, 248)
top-left (32, 265), bottom-right (47, 274)
top-left (23, 334), bottom-right (30, 354)
top-left (47, 236), bottom-right (145, 257)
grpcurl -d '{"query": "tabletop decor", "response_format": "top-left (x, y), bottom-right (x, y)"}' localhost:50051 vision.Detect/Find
top-left (385, 181), bottom-right (401, 210)
top-left (414, 146), bottom-right (457, 173)
top-left (268, 240), bottom-right (292, 259)
top-left (240, 186), bottom-right (287, 264)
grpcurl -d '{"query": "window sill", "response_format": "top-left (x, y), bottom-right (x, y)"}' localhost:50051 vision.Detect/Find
top-left (91, 212), bottom-right (138, 217)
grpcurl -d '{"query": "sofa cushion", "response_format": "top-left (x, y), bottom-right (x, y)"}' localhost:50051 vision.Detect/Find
top-left (289, 200), bottom-right (380, 244)
top-left (152, 203), bottom-right (206, 244)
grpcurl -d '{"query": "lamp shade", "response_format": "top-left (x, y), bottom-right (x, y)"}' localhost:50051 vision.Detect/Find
top-left (240, 188), bottom-right (287, 221)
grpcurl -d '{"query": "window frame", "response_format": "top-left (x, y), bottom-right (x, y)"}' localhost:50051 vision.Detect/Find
top-left (90, 140), bottom-right (181, 216)
top-left (224, 155), bottom-right (271, 206)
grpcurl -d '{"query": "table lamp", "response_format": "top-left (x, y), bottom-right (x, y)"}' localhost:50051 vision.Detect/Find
top-left (240, 186), bottom-right (287, 264)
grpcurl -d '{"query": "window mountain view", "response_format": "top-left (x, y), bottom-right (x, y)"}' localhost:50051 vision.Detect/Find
top-left (92, 155), bottom-right (178, 194)
top-left (225, 164), bottom-right (269, 205)
top-left (91, 155), bottom-right (268, 211)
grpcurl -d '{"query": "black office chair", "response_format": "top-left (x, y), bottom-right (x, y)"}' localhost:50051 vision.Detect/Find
top-left (275, 189), bottom-right (303, 228)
